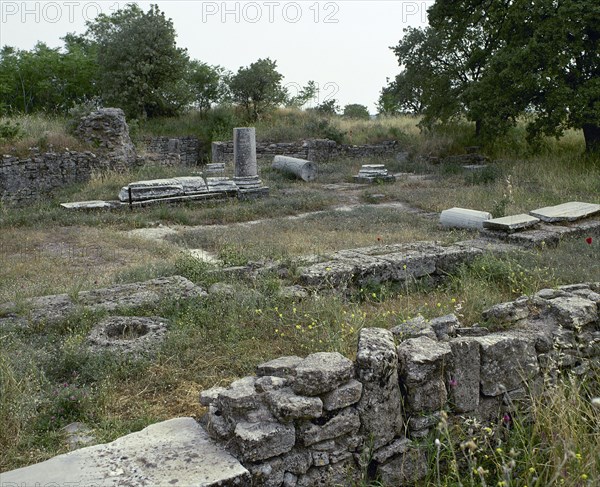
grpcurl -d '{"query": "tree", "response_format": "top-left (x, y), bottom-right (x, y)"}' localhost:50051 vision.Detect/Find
top-left (228, 58), bottom-right (287, 121)
top-left (286, 81), bottom-right (318, 109)
top-left (378, 71), bottom-right (425, 115)
top-left (186, 61), bottom-right (229, 114)
top-left (85, 4), bottom-right (189, 118)
top-left (314, 99), bottom-right (340, 116)
top-left (343, 104), bottom-right (370, 120)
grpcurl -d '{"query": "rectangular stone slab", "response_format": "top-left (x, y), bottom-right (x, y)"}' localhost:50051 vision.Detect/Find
top-left (530, 201), bottom-right (600, 222)
top-left (483, 214), bottom-right (540, 232)
top-left (440, 207), bottom-right (492, 230)
top-left (0, 417), bottom-right (251, 486)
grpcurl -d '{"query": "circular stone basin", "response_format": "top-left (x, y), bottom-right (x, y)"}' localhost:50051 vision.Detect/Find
top-left (87, 316), bottom-right (169, 354)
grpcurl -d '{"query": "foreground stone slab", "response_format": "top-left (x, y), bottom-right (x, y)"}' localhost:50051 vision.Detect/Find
top-left (60, 200), bottom-right (118, 210)
top-left (0, 276), bottom-right (206, 326)
top-left (483, 214), bottom-right (540, 232)
top-left (530, 201), bottom-right (600, 222)
top-left (1, 417), bottom-right (251, 486)
top-left (440, 207), bottom-right (492, 229)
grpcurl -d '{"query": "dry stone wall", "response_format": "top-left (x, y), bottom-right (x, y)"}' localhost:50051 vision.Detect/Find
top-left (141, 136), bottom-right (206, 165)
top-left (212, 139), bottom-right (400, 163)
top-left (0, 151), bottom-right (102, 206)
top-left (200, 282), bottom-right (600, 486)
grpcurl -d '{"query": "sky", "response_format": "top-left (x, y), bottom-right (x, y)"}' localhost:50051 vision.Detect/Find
top-left (0, 1), bottom-right (432, 112)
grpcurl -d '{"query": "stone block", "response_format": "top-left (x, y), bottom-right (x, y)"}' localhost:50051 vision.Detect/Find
top-left (0, 417), bottom-right (251, 487)
top-left (292, 352), bottom-right (354, 396)
top-left (397, 336), bottom-right (452, 384)
top-left (377, 448), bottom-right (428, 486)
top-left (477, 333), bottom-right (540, 396)
top-left (257, 356), bottom-right (302, 378)
top-left (447, 338), bottom-right (480, 413)
top-left (430, 314), bottom-right (461, 341)
top-left (440, 207), bottom-right (492, 230)
top-left (530, 201), bottom-right (600, 222)
top-left (267, 388), bottom-right (323, 421)
top-left (355, 328), bottom-right (404, 449)
top-left (234, 421), bottom-right (295, 462)
top-left (483, 214), bottom-right (540, 232)
top-left (391, 315), bottom-right (436, 341)
top-left (321, 379), bottom-right (363, 411)
top-left (300, 407), bottom-right (360, 446)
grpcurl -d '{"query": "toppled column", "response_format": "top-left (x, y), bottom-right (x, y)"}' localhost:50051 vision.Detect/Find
top-left (233, 127), bottom-right (268, 197)
top-left (440, 207), bottom-right (492, 230)
top-left (272, 155), bottom-right (318, 182)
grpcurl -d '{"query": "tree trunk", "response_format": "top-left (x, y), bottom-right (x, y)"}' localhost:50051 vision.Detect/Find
top-left (475, 119), bottom-right (482, 138)
top-left (582, 123), bottom-right (600, 153)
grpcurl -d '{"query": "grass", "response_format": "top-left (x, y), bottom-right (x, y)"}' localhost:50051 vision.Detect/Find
top-left (1, 114), bottom-right (599, 483)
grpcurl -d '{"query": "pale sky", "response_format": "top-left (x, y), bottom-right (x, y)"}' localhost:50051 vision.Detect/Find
top-left (0, 1), bottom-right (432, 112)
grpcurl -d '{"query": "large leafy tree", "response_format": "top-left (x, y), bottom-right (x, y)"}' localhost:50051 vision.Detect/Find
top-left (186, 61), bottom-right (229, 114)
top-left (228, 58), bottom-right (287, 121)
top-left (85, 4), bottom-right (189, 118)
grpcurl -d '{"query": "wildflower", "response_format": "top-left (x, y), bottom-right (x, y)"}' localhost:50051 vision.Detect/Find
top-left (502, 413), bottom-right (511, 424)
top-left (371, 292), bottom-right (377, 298)
top-left (585, 237), bottom-right (593, 245)
top-left (449, 378), bottom-right (458, 387)
top-left (591, 397), bottom-right (600, 408)
top-left (529, 467), bottom-right (536, 474)
top-left (377, 236), bottom-right (382, 242)
top-left (581, 474), bottom-right (588, 480)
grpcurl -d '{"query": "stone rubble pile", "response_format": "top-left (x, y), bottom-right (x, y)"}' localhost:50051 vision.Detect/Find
top-left (199, 282), bottom-right (599, 486)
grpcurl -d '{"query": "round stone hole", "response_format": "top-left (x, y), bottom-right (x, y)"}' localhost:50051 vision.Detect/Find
top-left (87, 316), bottom-right (169, 355)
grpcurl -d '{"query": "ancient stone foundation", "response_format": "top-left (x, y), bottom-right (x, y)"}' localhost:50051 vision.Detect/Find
top-left (200, 282), bottom-right (600, 486)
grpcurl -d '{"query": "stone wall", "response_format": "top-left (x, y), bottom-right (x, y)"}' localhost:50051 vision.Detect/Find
top-left (141, 136), bottom-right (206, 165)
top-left (212, 139), bottom-right (400, 163)
top-left (200, 282), bottom-right (600, 486)
top-left (0, 151), bottom-right (103, 206)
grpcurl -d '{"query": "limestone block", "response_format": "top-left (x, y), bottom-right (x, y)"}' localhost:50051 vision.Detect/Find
top-left (543, 295), bottom-right (598, 329)
top-left (447, 338), bottom-right (480, 413)
top-left (355, 328), bottom-right (404, 449)
top-left (257, 356), bottom-right (302, 378)
top-left (430, 314), bottom-right (461, 341)
top-left (296, 458), bottom-right (358, 487)
top-left (321, 379), bottom-right (363, 411)
top-left (292, 352), bottom-right (354, 396)
top-left (397, 336), bottom-right (452, 384)
top-left (118, 179), bottom-right (183, 202)
top-left (280, 449), bottom-right (312, 475)
top-left (174, 176), bottom-right (209, 194)
top-left (0, 417), bottom-right (251, 486)
top-left (377, 448), bottom-right (428, 486)
top-left (440, 207), bottom-right (492, 230)
top-left (477, 333), bottom-right (540, 396)
top-left (483, 214), bottom-right (540, 232)
top-left (372, 437), bottom-right (412, 464)
top-left (530, 201), bottom-right (600, 222)
top-left (200, 386), bottom-right (227, 406)
top-left (299, 407), bottom-right (360, 446)
top-left (391, 315), bottom-right (436, 341)
top-left (266, 388), bottom-right (323, 421)
top-left (482, 298), bottom-right (530, 325)
top-left (255, 376), bottom-right (288, 393)
top-left (234, 421), bottom-right (295, 462)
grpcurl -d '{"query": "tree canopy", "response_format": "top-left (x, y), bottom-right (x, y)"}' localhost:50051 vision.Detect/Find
top-left (382, 0), bottom-right (600, 151)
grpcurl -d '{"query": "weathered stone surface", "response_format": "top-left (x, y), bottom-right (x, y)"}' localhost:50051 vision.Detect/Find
top-left (216, 377), bottom-right (265, 419)
top-left (279, 285), bottom-right (310, 300)
top-left (296, 458), bottom-right (358, 487)
top-left (0, 276), bottom-right (206, 326)
top-left (398, 337), bottom-right (451, 412)
top-left (200, 386), bottom-right (227, 407)
top-left (62, 422), bottom-right (96, 451)
top-left (60, 200), bottom-right (117, 210)
top-left (257, 356), bottom-right (302, 378)
top-left (321, 379), bottom-right (363, 411)
top-left (372, 437), bottom-right (412, 464)
top-left (233, 127), bottom-right (258, 178)
top-left (300, 408), bottom-right (360, 446)
top-left (377, 448), bottom-right (428, 486)
top-left (430, 314), bottom-right (461, 341)
top-left (119, 178), bottom-right (183, 202)
top-left (356, 328), bottom-right (403, 449)
top-left (267, 388), bottom-right (323, 421)
top-left (234, 421), bottom-right (295, 462)
top-left (1, 418), bottom-right (250, 486)
top-left (87, 316), bottom-right (169, 355)
top-left (76, 108), bottom-right (136, 170)
top-left (206, 177), bottom-right (239, 193)
top-left (447, 338), bottom-right (480, 412)
top-left (483, 214), bottom-right (540, 232)
top-left (482, 298), bottom-right (530, 325)
top-left (397, 336), bottom-right (452, 384)
top-left (255, 376), bottom-right (288, 393)
top-left (312, 451), bottom-right (330, 466)
top-left (530, 201), bottom-right (600, 222)
top-left (281, 449), bottom-right (312, 475)
top-left (391, 315), bottom-right (436, 341)
top-left (407, 412), bottom-right (441, 432)
top-left (477, 333), bottom-right (540, 396)
top-left (293, 352), bottom-right (354, 396)
top-left (272, 155), bottom-right (318, 182)
top-left (440, 207), bottom-right (492, 230)
top-left (541, 295), bottom-right (598, 329)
